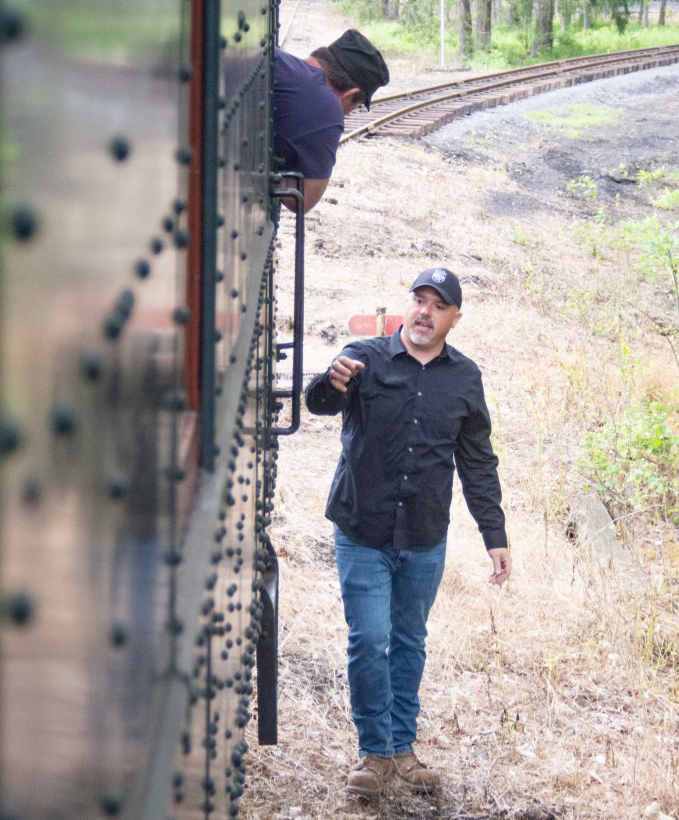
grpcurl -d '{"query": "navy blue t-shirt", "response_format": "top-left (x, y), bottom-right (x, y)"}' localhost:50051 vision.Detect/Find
top-left (273, 48), bottom-right (344, 179)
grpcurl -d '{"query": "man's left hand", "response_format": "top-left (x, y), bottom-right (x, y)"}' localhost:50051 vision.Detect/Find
top-left (487, 548), bottom-right (511, 586)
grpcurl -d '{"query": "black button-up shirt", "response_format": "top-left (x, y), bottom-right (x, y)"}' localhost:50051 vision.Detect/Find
top-left (304, 330), bottom-right (507, 552)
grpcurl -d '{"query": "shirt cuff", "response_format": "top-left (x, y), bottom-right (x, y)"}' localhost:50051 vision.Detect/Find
top-left (482, 529), bottom-right (508, 551)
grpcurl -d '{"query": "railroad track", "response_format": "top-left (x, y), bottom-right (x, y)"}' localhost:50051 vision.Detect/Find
top-left (341, 44), bottom-right (679, 142)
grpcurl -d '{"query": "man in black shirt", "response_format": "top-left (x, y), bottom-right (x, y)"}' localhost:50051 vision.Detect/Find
top-left (305, 267), bottom-right (511, 797)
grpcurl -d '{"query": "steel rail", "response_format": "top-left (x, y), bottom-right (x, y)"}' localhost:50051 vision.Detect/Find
top-left (341, 44), bottom-right (679, 143)
top-left (369, 43), bottom-right (679, 106)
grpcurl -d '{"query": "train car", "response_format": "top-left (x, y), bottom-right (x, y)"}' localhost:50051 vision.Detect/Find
top-left (0, 1), bottom-right (300, 817)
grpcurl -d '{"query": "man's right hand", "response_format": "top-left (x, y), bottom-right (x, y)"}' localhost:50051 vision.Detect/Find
top-left (329, 357), bottom-right (365, 393)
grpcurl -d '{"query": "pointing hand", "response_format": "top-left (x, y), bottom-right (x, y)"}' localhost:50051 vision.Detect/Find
top-left (330, 356), bottom-right (366, 393)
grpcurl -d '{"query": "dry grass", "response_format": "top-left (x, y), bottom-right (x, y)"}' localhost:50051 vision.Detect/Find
top-left (241, 126), bottom-right (679, 819)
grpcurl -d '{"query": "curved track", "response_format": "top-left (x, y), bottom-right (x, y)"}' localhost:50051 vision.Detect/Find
top-left (341, 44), bottom-right (679, 142)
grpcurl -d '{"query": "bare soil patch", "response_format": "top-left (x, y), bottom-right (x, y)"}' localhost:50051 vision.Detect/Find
top-left (241, 17), bottom-right (679, 820)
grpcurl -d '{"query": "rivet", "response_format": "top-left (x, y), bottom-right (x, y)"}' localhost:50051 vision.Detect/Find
top-left (11, 206), bottom-right (39, 241)
top-left (0, 7), bottom-right (26, 42)
top-left (1, 591), bottom-right (33, 626)
top-left (173, 198), bottom-right (186, 215)
top-left (163, 390), bottom-right (186, 410)
top-left (108, 472), bottom-right (129, 500)
top-left (100, 792), bottom-right (122, 816)
top-left (220, 36), bottom-right (228, 48)
top-left (135, 259), bottom-right (151, 279)
top-left (150, 237), bottom-right (164, 255)
top-left (103, 315), bottom-right (122, 340)
top-left (173, 305), bottom-right (191, 325)
top-left (21, 476), bottom-right (42, 507)
top-left (110, 622), bottom-right (128, 647)
top-left (164, 550), bottom-right (183, 567)
top-left (162, 216), bottom-right (175, 233)
top-left (234, 31), bottom-right (242, 42)
top-left (0, 418), bottom-right (22, 456)
top-left (178, 63), bottom-right (194, 82)
top-left (175, 146), bottom-right (193, 165)
top-left (80, 351), bottom-right (102, 381)
top-left (108, 136), bottom-right (131, 162)
top-left (51, 402), bottom-right (76, 435)
top-left (165, 465), bottom-right (186, 482)
top-left (216, 271), bottom-right (224, 282)
top-left (174, 229), bottom-right (189, 249)
top-left (167, 617), bottom-right (184, 635)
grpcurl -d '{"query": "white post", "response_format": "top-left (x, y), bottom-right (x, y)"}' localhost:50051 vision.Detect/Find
top-left (440, 0), bottom-right (445, 68)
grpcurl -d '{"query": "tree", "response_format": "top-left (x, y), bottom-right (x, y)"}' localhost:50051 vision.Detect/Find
top-left (459, 0), bottom-right (474, 56)
top-left (532, 0), bottom-right (555, 53)
top-left (659, 0), bottom-right (668, 25)
top-left (641, 0), bottom-right (649, 27)
top-left (582, 0), bottom-right (590, 30)
top-left (477, 0), bottom-right (492, 49)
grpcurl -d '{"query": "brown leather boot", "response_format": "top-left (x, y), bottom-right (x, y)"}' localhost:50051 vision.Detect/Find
top-left (346, 755), bottom-right (394, 797)
top-left (393, 752), bottom-right (441, 793)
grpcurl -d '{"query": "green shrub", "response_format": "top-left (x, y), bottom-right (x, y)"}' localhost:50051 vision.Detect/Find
top-left (582, 400), bottom-right (679, 523)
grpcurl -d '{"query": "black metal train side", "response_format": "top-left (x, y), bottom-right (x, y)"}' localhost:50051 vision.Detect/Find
top-left (0, 1), bottom-right (294, 817)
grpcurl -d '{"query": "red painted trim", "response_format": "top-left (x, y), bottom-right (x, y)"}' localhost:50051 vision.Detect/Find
top-left (185, 0), bottom-right (204, 412)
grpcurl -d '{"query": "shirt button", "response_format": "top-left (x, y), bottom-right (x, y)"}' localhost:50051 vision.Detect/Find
top-left (403, 475), bottom-right (408, 480)
top-left (408, 447), bottom-right (413, 453)
top-left (398, 501), bottom-right (403, 506)
top-left (413, 419), bottom-right (418, 424)
top-left (417, 391), bottom-right (422, 397)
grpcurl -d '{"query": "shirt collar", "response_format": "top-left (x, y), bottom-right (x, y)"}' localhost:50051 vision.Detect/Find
top-left (389, 328), bottom-right (454, 362)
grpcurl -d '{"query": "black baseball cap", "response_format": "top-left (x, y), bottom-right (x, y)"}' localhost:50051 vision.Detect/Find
top-left (409, 267), bottom-right (463, 309)
top-left (327, 29), bottom-right (389, 110)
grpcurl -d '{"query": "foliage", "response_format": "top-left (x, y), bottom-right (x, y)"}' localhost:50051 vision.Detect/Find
top-left (651, 188), bottom-right (679, 211)
top-left (582, 398), bottom-right (679, 523)
top-left (525, 103), bottom-right (620, 138)
top-left (470, 21), bottom-right (679, 68)
top-left (618, 216), bottom-right (679, 286)
top-left (354, 0), bottom-right (679, 67)
top-left (567, 174), bottom-right (599, 198)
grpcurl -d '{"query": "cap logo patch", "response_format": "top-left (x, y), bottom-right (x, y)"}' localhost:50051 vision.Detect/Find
top-left (431, 270), bottom-right (447, 283)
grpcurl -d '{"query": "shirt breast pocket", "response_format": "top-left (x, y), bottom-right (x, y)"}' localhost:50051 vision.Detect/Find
top-left (422, 393), bottom-right (466, 443)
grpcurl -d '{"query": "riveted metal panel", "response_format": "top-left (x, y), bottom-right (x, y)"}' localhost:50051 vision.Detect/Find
top-left (169, 0), bottom-right (280, 814)
top-left (0, 0), bottom-right (192, 816)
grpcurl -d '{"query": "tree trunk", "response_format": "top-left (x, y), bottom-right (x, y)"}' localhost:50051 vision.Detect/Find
top-left (459, 0), bottom-right (474, 56)
top-left (642, 0), bottom-right (649, 26)
top-left (477, 0), bottom-right (492, 49)
top-left (557, 0), bottom-right (571, 29)
top-left (382, 0), bottom-right (398, 19)
top-left (582, 0), bottom-right (590, 30)
top-left (658, 0), bottom-right (667, 25)
top-left (532, 0), bottom-right (555, 53)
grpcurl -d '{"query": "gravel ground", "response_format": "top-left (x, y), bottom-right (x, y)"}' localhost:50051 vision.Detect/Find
top-left (424, 63), bottom-right (679, 217)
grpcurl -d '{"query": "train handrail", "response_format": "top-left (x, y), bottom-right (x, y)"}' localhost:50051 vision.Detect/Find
top-left (271, 173), bottom-right (305, 436)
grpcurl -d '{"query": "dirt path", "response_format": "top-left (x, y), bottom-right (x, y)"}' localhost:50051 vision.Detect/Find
top-left (241, 9), bottom-right (679, 820)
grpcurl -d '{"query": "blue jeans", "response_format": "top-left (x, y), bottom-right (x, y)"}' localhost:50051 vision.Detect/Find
top-left (334, 525), bottom-right (446, 758)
